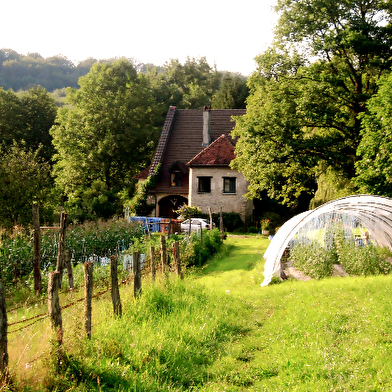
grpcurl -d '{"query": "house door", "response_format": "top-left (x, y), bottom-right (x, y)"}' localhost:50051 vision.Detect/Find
top-left (158, 196), bottom-right (188, 219)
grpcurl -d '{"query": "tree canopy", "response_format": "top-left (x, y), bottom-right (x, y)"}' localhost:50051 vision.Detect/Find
top-left (232, 0), bottom-right (392, 206)
top-left (51, 60), bottom-right (165, 221)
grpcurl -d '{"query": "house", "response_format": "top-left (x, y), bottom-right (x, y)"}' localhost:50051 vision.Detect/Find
top-left (138, 106), bottom-right (253, 224)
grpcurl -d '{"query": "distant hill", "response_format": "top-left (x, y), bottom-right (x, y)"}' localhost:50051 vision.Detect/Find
top-left (0, 48), bottom-right (147, 92)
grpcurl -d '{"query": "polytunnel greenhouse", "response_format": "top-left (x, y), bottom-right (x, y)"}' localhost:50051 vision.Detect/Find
top-left (262, 195), bottom-right (392, 286)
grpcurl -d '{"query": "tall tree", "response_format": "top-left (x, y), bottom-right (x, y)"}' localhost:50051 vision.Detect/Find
top-left (355, 72), bottom-right (392, 196)
top-left (163, 57), bottom-right (221, 108)
top-left (0, 143), bottom-right (52, 228)
top-left (211, 73), bottom-right (248, 109)
top-left (0, 86), bottom-right (57, 162)
top-left (51, 59), bottom-right (163, 221)
top-left (232, 0), bottom-right (392, 206)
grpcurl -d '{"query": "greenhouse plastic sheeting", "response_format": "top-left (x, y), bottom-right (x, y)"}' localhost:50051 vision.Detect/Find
top-left (262, 195), bottom-right (392, 286)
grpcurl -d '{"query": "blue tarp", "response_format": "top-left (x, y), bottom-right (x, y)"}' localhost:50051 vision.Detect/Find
top-left (129, 216), bottom-right (168, 233)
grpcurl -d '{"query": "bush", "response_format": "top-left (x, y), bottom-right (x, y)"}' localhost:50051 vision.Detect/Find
top-left (291, 243), bottom-right (335, 279)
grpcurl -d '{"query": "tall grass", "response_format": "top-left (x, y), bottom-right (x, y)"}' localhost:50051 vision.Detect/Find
top-left (7, 234), bottom-right (392, 391)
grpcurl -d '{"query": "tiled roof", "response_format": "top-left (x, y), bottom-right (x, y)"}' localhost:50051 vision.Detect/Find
top-left (149, 108), bottom-right (246, 195)
top-left (187, 134), bottom-right (235, 166)
top-left (148, 106), bottom-right (176, 176)
top-left (134, 165), bottom-right (150, 180)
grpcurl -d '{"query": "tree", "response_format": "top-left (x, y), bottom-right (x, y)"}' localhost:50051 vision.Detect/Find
top-left (0, 143), bottom-right (52, 229)
top-left (211, 73), bottom-right (248, 109)
top-left (0, 86), bottom-right (57, 162)
top-left (232, 0), bottom-right (392, 206)
top-left (355, 72), bottom-right (392, 196)
top-left (163, 57), bottom-right (222, 108)
top-left (51, 59), bottom-right (164, 222)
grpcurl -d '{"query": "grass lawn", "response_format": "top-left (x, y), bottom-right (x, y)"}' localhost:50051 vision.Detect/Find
top-left (8, 233), bottom-right (392, 391)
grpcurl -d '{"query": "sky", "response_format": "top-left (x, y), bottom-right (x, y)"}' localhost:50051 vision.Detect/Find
top-left (2, 0), bottom-right (279, 76)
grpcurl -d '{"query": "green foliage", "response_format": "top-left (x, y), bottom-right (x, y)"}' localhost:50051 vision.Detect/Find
top-left (51, 59), bottom-right (164, 222)
top-left (0, 49), bottom-right (94, 91)
top-left (174, 204), bottom-right (201, 220)
top-left (211, 73), bottom-right (248, 109)
top-left (232, 0), bottom-right (392, 206)
top-left (0, 86), bottom-right (57, 162)
top-left (291, 224), bottom-right (392, 278)
top-left (123, 229), bottom-right (223, 269)
top-left (0, 219), bottom-right (144, 287)
top-left (355, 72), bottom-right (392, 196)
top-left (180, 229), bottom-right (223, 267)
top-left (122, 167), bottom-right (160, 216)
top-left (291, 243), bottom-right (335, 279)
top-left (0, 143), bottom-right (53, 229)
top-left (162, 56), bottom-right (222, 109)
top-left (219, 212), bottom-right (243, 232)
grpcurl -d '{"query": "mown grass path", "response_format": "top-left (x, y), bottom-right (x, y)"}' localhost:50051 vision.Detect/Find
top-left (196, 235), bottom-right (392, 391)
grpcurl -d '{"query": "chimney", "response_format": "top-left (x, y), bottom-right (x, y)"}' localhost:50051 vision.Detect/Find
top-left (202, 105), bottom-right (211, 147)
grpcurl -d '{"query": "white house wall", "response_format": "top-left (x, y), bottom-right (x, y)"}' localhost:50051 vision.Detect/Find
top-left (189, 167), bottom-right (253, 222)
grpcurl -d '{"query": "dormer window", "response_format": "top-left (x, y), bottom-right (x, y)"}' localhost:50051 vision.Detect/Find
top-left (169, 161), bottom-right (186, 188)
top-left (170, 170), bottom-right (182, 187)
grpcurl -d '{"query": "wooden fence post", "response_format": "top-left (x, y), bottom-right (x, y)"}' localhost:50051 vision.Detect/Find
top-left (110, 256), bottom-right (122, 317)
top-left (208, 207), bottom-right (213, 230)
top-left (200, 222), bottom-right (203, 246)
top-left (0, 280), bottom-right (8, 377)
top-left (219, 207), bottom-right (224, 233)
top-left (160, 235), bottom-right (166, 274)
top-left (173, 241), bottom-right (183, 279)
top-left (56, 212), bottom-right (68, 287)
top-left (150, 246), bottom-right (156, 282)
top-left (133, 251), bottom-right (142, 297)
top-left (32, 203), bottom-right (42, 295)
top-left (48, 271), bottom-right (63, 346)
top-left (84, 262), bottom-right (93, 339)
top-left (65, 250), bottom-right (74, 290)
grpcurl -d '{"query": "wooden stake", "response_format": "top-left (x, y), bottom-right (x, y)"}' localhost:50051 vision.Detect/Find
top-left (150, 246), bottom-right (156, 282)
top-left (84, 262), bottom-right (93, 339)
top-left (32, 204), bottom-right (42, 295)
top-left (48, 271), bottom-right (63, 345)
top-left (65, 250), bottom-right (74, 290)
top-left (173, 241), bottom-right (183, 279)
top-left (56, 212), bottom-right (68, 287)
top-left (133, 251), bottom-right (142, 297)
top-left (110, 256), bottom-right (122, 317)
top-left (160, 235), bottom-right (166, 274)
top-left (0, 280), bottom-right (8, 377)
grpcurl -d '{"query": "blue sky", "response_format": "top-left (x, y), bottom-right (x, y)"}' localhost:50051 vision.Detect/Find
top-left (2, 0), bottom-right (278, 76)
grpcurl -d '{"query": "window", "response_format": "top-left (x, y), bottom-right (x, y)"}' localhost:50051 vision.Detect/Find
top-left (198, 177), bottom-right (211, 193)
top-left (170, 170), bottom-right (182, 187)
top-left (223, 177), bottom-right (236, 194)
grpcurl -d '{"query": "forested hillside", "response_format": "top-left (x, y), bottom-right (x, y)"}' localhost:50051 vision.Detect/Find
top-left (0, 49), bottom-right (96, 91)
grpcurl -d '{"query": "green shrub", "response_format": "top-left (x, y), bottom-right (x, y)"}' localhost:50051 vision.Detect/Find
top-left (291, 243), bottom-right (335, 279)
